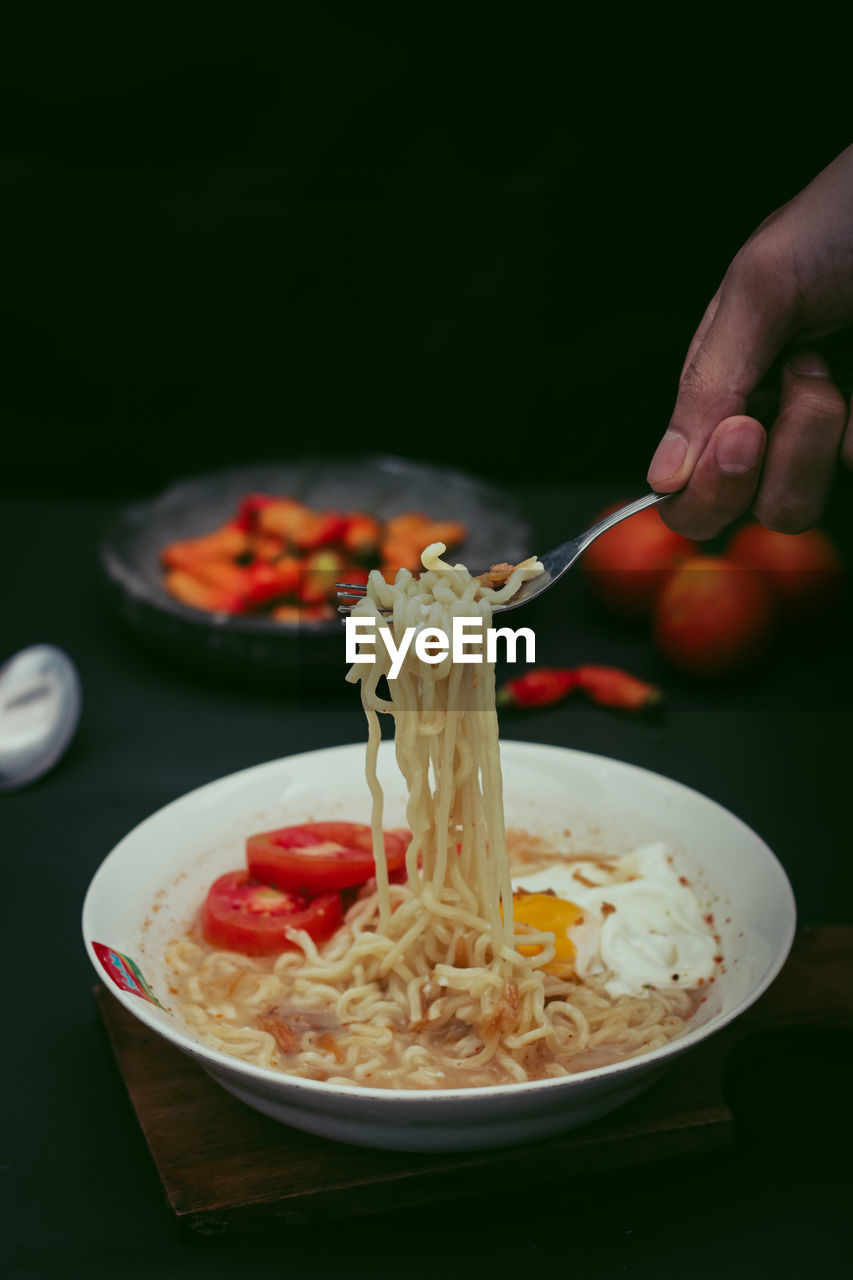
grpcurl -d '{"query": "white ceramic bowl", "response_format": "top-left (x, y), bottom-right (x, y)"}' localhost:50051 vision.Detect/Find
top-left (82, 741), bottom-right (795, 1152)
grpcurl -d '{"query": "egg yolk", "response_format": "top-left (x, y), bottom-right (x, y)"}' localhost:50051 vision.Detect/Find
top-left (512, 892), bottom-right (583, 970)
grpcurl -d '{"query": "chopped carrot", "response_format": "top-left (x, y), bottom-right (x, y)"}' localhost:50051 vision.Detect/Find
top-left (256, 498), bottom-right (313, 541)
top-left (161, 525), bottom-right (250, 569)
top-left (164, 570), bottom-right (244, 613)
top-left (341, 513), bottom-right (381, 560)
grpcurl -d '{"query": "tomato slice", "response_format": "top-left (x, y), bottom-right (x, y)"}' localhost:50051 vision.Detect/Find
top-left (246, 821), bottom-right (409, 894)
top-left (200, 871), bottom-right (342, 956)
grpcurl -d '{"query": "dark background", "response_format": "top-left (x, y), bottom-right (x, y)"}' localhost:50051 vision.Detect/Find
top-left (4, 5), bottom-right (853, 498)
top-left (4, 12), bottom-right (853, 1276)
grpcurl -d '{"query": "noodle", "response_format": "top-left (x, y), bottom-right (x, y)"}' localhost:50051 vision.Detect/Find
top-left (167, 546), bottom-right (699, 1088)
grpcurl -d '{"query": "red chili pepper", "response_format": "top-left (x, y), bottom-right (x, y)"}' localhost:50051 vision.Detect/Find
top-left (573, 665), bottom-right (662, 712)
top-left (292, 512), bottom-right (350, 552)
top-left (233, 493), bottom-right (278, 531)
top-left (244, 557), bottom-right (302, 606)
top-left (495, 668), bottom-right (581, 709)
top-left (496, 665), bottom-right (662, 713)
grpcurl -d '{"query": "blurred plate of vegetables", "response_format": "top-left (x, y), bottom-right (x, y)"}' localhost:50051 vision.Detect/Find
top-left (99, 455), bottom-right (531, 684)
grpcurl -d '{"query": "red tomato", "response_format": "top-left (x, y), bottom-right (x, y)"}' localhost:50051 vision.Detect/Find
top-left (654, 556), bottom-right (775, 677)
top-left (727, 523), bottom-right (843, 614)
top-left (582, 503), bottom-right (696, 619)
top-left (200, 871), bottom-right (342, 956)
top-left (247, 821), bottom-right (408, 894)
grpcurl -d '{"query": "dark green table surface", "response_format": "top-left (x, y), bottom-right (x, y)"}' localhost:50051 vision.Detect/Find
top-left (3, 482), bottom-right (852, 1279)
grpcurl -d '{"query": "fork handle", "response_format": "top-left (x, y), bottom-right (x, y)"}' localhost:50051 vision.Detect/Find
top-left (574, 490), bottom-right (674, 557)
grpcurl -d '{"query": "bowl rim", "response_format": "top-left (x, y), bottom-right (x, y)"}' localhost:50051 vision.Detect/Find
top-left (82, 739), bottom-right (797, 1103)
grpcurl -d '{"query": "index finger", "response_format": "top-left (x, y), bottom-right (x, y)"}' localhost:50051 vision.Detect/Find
top-left (648, 256), bottom-right (793, 502)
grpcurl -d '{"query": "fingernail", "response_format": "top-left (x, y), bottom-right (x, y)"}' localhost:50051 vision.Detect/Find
top-left (786, 350), bottom-right (830, 378)
top-left (715, 421), bottom-right (763, 474)
top-left (648, 430), bottom-right (688, 483)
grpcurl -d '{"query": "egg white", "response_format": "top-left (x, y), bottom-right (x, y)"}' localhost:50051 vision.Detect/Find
top-left (511, 842), bottom-right (717, 998)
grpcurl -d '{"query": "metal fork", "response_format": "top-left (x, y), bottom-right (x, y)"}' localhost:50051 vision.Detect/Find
top-left (336, 490), bottom-right (675, 614)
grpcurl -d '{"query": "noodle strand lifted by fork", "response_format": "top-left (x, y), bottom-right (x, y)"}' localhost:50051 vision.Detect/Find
top-left (342, 548), bottom-right (565, 1071)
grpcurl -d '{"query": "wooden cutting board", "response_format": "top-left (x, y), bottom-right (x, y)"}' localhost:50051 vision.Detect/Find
top-left (95, 925), bottom-right (853, 1234)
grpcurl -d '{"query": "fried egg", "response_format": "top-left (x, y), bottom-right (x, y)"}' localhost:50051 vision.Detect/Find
top-left (511, 842), bottom-right (717, 997)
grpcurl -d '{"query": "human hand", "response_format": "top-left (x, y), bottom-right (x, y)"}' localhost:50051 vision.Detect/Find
top-left (647, 144), bottom-right (853, 539)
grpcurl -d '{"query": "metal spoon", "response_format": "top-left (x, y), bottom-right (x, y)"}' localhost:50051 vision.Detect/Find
top-left (0, 645), bottom-right (82, 791)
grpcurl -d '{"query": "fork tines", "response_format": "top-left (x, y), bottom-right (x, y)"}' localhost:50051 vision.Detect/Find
top-left (335, 581), bottom-right (381, 615)
top-left (337, 602), bottom-right (391, 615)
top-left (335, 584), bottom-right (393, 615)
